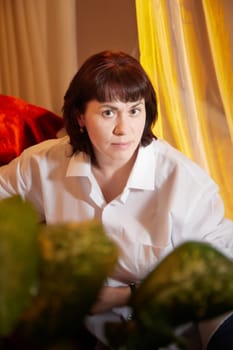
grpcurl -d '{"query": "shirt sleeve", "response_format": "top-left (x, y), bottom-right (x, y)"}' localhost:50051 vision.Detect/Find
top-left (173, 181), bottom-right (233, 259)
top-left (0, 150), bottom-right (45, 221)
top-left (0, 156), bottom-right (26, 198)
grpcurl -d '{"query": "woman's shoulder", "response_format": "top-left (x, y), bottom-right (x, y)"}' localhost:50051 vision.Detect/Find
top-left (20, 135), bottom-right (72, 159)
top-left (149, 138), bottom-right (217, 189)
top-left (2, 136), bottom-right (73, 173)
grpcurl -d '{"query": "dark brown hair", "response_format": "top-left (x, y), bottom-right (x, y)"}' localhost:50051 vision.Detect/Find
top-left (63, 50), bottom-right (158, 162)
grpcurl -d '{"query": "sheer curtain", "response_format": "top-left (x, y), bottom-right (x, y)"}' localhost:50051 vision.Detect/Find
top-left (136, 0), bottom-right (233, 219)
top-left (0, 0), bottom-right (78, 115)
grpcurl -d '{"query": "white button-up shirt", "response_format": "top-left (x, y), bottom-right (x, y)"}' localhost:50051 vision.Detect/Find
top-left (0, 136), bottom-right (232, 273)
top-left (1, 136), bottom-right (233, 343)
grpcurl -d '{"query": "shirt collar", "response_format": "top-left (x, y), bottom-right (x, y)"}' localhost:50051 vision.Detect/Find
top-left (66, 151), bottom-right (91, 177)
top-left (126, 142), bottom-right (156, 191)
top-left (66, 151), bottom-right (106, 207)
top-left (65, 142), bottom-right (156, 190)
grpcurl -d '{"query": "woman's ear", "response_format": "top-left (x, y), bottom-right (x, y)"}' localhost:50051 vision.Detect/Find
top-left (77, 113), bottom-right (85, 127)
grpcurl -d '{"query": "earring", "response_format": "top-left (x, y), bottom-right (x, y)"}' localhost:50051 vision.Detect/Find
top-left (80, 126), bottom-right (84, 133)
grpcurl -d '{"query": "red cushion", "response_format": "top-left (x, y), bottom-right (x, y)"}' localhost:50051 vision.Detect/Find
top-left (0, 95), bottom-right (64, 165)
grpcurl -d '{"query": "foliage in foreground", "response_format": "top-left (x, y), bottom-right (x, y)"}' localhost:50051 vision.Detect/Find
top-left (1, 196), bottom-right (233, 349)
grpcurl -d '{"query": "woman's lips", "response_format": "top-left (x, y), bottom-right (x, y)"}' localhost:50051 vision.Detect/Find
top-left (111, 142), bottom-right (131, 150)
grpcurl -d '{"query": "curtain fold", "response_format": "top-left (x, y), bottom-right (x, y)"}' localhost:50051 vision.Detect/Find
top-left (203, 0), bottom-right (233, 142)
top-left (0, 0), bottom-right (78, 115)
top-left (136, 0), bottom-right (233, 219)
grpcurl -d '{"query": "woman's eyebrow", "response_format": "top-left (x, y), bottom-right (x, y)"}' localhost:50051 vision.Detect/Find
top-left (99, 104), bottom-right (117, 109)
top-left (131, 101), bottom-right (144, 107)
top-left (97, 104), bottom-right (118, 113)
top-left (100, 101), bottom-right (144, 109)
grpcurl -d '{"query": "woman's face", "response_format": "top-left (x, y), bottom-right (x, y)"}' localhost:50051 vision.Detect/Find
top-left (78, 99), bottom-right (146, 166)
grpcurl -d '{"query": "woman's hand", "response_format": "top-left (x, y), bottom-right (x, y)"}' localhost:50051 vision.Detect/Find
top-left (89, 285), bottom-right (131, 314)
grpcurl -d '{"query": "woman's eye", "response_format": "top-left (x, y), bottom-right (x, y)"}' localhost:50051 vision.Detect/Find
top-left (102, 109), bottom-right (114, 118)
top-left (130, 108), bottom-right (140, 116)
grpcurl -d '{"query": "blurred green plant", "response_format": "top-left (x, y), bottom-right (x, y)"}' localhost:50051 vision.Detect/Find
top-left (0, 196), bottom-right (118, 348)
top-left (106, 241), bottom-right (233, 349)
top-left (1, 196), bottom-right (233, 350)
top-left (0, 196), bottom-right (39, 337)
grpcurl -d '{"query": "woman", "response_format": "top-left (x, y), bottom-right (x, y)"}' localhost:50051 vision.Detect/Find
top-left (0, 51), bottom-right (233, 349)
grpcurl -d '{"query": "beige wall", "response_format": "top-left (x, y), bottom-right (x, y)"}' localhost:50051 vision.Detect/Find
top-left (76, 0), bottom-right (139, 65)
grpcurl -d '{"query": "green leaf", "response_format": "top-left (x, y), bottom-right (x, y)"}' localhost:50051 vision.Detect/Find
top-left (130, 241), bottom-right (233, 348)
top-left (18, 220), bottom-right (118, 343)
top-left (0, 196), bottom-right (40, 336)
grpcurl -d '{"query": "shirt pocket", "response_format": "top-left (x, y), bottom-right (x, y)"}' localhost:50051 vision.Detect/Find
top-left (112, 223), bottom-right (172, 280)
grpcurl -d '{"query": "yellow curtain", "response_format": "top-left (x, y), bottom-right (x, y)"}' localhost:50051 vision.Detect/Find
top-left (136, 0), bottom-right (233, 219)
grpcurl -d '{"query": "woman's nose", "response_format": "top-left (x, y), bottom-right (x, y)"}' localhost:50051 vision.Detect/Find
top-left (113, 116), bottom-right (127, 135)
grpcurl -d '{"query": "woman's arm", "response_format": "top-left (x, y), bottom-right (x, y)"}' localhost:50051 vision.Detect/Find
top-left (89, 285), bottom-right (131, 314)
